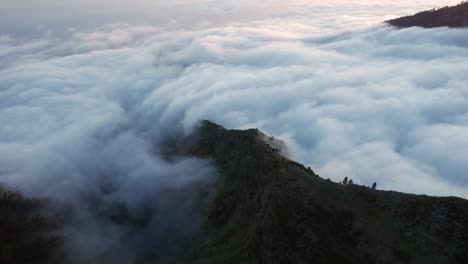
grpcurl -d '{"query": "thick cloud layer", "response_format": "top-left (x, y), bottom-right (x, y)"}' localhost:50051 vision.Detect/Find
top-left (0, 23), bottom-right (220, 261)
top-left (1, 1), bottom-right (467, 259)
top-left (1, 1), bottom-right (467, 193)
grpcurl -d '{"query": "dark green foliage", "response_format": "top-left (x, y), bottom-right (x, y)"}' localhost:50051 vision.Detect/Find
top-left (188, 121), bottom-right (468, 264)
top-left (0, 187), bottom-right (63, 264)
top-left (387, 1), bottom-right (468, 28)
top-left (2, 120), bottom-right (467, 264)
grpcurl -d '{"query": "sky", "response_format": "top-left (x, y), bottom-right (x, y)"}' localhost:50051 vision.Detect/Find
top-left (2, 0), bottom-right (467, 260)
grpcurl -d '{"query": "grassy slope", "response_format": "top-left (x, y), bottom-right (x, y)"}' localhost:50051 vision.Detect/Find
top-left (387, 2), bottom-right (468, 28)
top-left (189, 121), bottom-right (468, 264)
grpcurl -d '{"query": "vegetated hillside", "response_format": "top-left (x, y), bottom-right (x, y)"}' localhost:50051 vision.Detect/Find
top-left (387, 1), bottom-right (468, 28)
top-left (0, 187), bottom-right (63, 264)
top-left (2, 121), bottom-right (467, 264)
top-left (189, 121), bottom-right (468, 264)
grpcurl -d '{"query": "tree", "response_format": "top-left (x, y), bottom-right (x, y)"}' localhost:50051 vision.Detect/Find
top-left (349, 179), bottom-right (354, 185)
top-left (343, 177), bottom-right (348, 184)
top-left (372, 182), bottom-right (377, 190)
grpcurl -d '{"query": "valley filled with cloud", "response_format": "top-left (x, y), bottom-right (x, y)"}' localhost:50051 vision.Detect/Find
top-left (0, 0), bottom-right (467, 260)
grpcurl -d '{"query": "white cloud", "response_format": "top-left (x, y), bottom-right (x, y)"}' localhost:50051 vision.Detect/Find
top-left (1, 0), bottom-right (468, 258)
top-left (2, 16), bottom-right (468, 198)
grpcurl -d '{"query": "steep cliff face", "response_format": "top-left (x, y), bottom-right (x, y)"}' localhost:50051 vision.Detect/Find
top-left (387, 2), bottom-right (468, 28)
top-left (189, 121), bottom-right (468, 264)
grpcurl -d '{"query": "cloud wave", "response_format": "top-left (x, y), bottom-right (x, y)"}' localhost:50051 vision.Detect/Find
top-left (1, 0), bottom-right (468, 260)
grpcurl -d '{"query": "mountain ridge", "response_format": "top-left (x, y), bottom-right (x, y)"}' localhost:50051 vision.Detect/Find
top-left (387, 1), bottom-right (468, 28)
top-left (1, 121), bottom-right (467, 264)
top-left (188, 120), bottom-right (468, 264)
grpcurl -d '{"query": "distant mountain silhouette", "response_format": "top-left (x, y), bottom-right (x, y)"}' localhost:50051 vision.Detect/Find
top-left (387, 1), bottom-right (468, 28)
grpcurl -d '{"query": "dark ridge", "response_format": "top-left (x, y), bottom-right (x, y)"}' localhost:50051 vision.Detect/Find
top-left (387, 1), bottom-right (468, 28)
top-left (188, 120), bottom-right (468, 264)
top-left (2, 121), bottom-right (467, 264)
top-left (0, 186), bottom-right (64, 264)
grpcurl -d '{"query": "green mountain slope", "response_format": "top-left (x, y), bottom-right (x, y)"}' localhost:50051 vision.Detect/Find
top-left (1, 121), bottom-right (467, 264)
top-left (189, 121), bottom-right (468, 264)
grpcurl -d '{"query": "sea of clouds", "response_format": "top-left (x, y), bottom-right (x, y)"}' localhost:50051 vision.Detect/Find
top-left (1, 0), bottom-right (467, 261)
